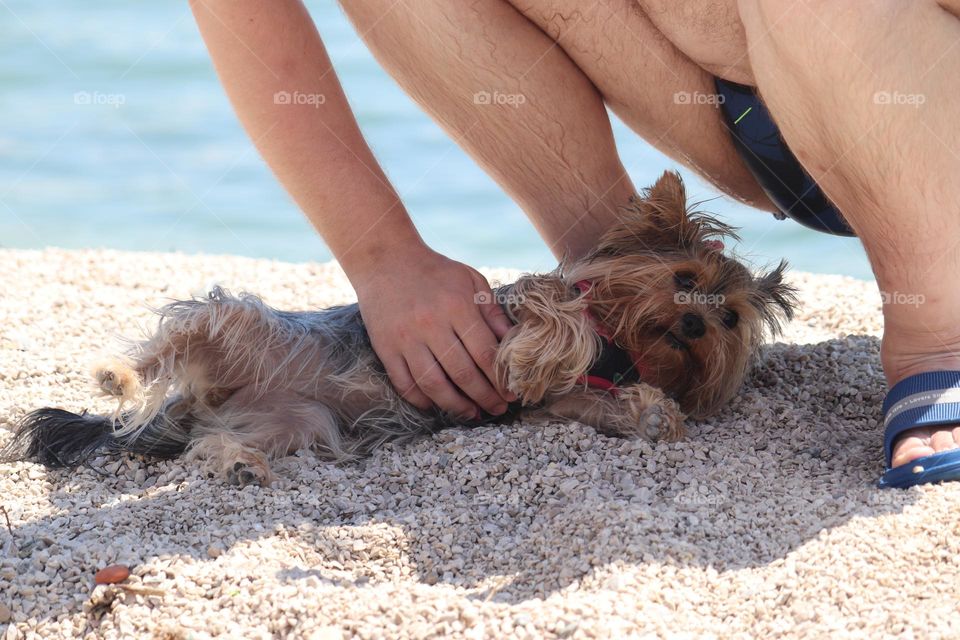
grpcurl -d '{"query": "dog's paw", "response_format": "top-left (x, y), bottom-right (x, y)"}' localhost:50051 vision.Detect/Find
top-left (224, 460), bottom-right (272, 488)
top-left (616, 384), bottom-right (686, 442)
top-left (92, 358), bottom-right (142, 403)
top-left (636, 402), bottom-right (684, 441)
top-left (189, 436), bottom-right (274, 488)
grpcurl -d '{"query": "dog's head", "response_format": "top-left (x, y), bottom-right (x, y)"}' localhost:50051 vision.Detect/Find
top-left (565, 171), bottom-right (797, 418)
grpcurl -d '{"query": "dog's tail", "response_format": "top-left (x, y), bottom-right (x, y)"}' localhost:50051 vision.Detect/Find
top-left (0, 407), bottom-right (190, 468)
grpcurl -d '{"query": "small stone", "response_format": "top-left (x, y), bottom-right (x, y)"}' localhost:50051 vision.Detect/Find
top-left (0, 602), bottom-right (11, 623)
top-left (460, 606), bottom-right (479, 625)
top-left (559, 479), bottom-right (580, 496)
top-left (307, 626), bottom-right (344, 640)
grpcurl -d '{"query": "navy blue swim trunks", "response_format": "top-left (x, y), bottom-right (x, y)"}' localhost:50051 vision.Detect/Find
top-left (714, 78), bottom-right (855, 237)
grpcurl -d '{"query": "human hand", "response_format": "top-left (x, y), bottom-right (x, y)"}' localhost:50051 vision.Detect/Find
top-left (352, 247), bottom-right (517, 419)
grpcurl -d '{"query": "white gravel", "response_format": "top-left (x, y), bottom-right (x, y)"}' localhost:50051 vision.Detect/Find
top-left (1, 248), bottom-right (959, 639)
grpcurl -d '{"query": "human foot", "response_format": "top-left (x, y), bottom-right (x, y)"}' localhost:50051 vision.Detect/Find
top-left (879, 366), bottom-right (960, 487)
top-left (883, 350), bottom-right (960, 470)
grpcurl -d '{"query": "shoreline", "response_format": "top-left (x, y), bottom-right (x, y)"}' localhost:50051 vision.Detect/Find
top-left (0, 244), bottom-right (878, 285)
top-left (2, 248), bottom-right (956, 639)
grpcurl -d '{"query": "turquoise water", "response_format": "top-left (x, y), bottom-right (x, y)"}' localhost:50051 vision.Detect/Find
top-left (0, 0), bottom-right (873, 280)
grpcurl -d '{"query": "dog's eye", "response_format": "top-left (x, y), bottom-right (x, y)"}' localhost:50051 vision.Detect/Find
top-left (722, 309), bottom-right (739, 329)
top-left (674, 271), bottom-right (696, 291)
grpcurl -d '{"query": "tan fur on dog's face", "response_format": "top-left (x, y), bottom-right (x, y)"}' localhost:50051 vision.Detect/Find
top-left (565, 172), bottom-right (796, 418)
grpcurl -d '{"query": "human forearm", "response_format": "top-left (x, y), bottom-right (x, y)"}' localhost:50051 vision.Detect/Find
top-left (192, 0), bottom-right (517, 417)
top-left (189, 0), bottom-right (423, 282)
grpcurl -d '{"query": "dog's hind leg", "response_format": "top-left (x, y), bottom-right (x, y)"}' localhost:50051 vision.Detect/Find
top-left (103, 289), bottom-right (323, 434)
top-left (91, 352), bottom-right (219, 436)
top-left (186, 385), bottom-right (343, 487)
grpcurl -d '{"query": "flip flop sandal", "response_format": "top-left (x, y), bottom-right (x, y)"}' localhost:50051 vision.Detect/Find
top-left (879, 371), bottom-right (960, 488)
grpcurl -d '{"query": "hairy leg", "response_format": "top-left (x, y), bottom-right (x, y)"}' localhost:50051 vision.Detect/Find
top-left (507, 0), bottom-right (769, 208)
top-left (738, 0), bottom-right (960, 466)
top-left (338, 0), bottom-right (773, 259)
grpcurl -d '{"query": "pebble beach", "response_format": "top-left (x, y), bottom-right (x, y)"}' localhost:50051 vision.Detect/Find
top-left (1, 248), bottom-right (958, 639)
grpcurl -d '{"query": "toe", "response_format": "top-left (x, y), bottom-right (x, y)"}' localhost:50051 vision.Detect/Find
top-left (643, 408), bottom-right (662, 439)
top-left (890, 427), bottom-right (932, 468)
top-left (931, 427), bottom-right (960, 453)
top-left (890, 426), bottom-right (960, 467)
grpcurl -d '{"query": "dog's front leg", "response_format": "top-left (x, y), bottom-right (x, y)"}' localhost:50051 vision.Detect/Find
top-left (537, 383), bottom-right (686, 442)
top-left (494, 275), bottom-right (599, 404)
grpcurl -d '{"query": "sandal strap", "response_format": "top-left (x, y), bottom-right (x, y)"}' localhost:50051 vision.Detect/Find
top-left (882, 371), bottom-right (960, 467)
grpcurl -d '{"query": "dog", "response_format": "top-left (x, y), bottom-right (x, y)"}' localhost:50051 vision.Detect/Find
top-left (1, 172), bottom-right (796, 486)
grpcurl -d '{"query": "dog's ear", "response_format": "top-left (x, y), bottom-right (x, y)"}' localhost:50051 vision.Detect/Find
top-left (644, 170), bottom-right (689, 229)
top-left (592, 171), bottom-right (736, 256)
top-left (750, 260), bottom-right (798, 335)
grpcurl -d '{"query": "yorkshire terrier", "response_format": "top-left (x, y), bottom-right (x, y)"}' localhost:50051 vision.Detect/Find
top-left (2, 172), bottom-right (796, 486)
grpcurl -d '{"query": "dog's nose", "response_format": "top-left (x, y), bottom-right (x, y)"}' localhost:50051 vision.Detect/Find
top-left (680, 313), bottom-right (706, 340)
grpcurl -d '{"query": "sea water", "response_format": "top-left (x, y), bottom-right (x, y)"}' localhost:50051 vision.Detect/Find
top-left (0, 0), bottom-right (872, 280)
